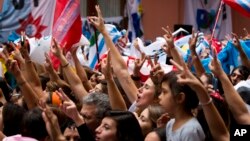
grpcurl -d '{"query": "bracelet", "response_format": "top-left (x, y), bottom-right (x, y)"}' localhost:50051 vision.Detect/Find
top-left (199, 97), bottom-right (213, 106)
top-left (61, 63), bottom-right (69, 68)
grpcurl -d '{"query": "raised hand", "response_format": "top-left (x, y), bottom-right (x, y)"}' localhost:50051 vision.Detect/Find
top-left (232, 33), bottom-right (243, 51)
top-left (101, 50), bottom-right (112, 80)
top-left (44, 53), bottom-right (54, 72)
top-left (40, 101), bottom-right (66, 141)
top-left (6, 59), bottom-right (21, 77)
top-left (56, 88), bottom-right (84, 126)
top-left (10, 43), bottom-right (25, 64)
top-left (208, 50), bottom-right (224, 77)
top-left (170, 59), bottom-right (202, 89)
top-left (162, 26), bottom-right (174, 48)
top-left (189, 29), bottom-right (199, 52)
top-left (149, 54), bottom-right (164, 85)
top-left (133, 52), bottom-right (146, 77)
top-left (88, 5), bottom-right (105, 33)
top-left (51, 38), bottom-right (63, 58)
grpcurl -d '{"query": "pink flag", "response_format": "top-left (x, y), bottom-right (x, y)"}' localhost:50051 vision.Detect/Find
top-left (50, 0), bottom-right (82, 69)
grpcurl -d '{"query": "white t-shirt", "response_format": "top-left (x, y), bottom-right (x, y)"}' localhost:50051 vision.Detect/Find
top-left (166, 118), bottom-right (205, 141)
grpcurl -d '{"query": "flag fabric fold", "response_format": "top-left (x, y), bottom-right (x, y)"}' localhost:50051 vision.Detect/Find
top-left (223, 0), bottom-right (250, 17)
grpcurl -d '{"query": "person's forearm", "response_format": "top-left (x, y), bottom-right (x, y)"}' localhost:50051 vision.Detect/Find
top-left (239, 49), bottom-right (250, 68)
top-left (101, 30), bottom-right (137, 103)
top-left (16, 75), bottom-right (38, 109)
top-left (107, 78), bottom-right (127, 110)
top-left (218, 72), bottom-right (250, 123)
top-left (190, 49), bottom-right (205, 76)
top-left (73, 55), bottom-right (93, 91)
top-left (58, 55), bottom-right (88, 101)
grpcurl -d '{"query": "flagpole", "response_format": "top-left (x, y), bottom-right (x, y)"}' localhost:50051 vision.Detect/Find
top-left (94, 27), bottom-right (100, 63)
top-left (210, 0), bottom-right (224, 55)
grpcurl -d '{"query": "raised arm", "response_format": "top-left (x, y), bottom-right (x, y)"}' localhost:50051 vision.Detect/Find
top-left (101, 51), bottom-right (127, 110)
top-left (44, 53), bottom-right (70, 89)
top-left (50, 38), bottom-right (88, 102)
top-left (6, 59), bottom-right (38, 109)
top-left (88, 5), bottom-right (137, 103)
top-left (70, 47), bottom-right (93, 92)
top-left (172, 59), bottom-right (229, 141)
top-left (209, 52), bottom-right (250, 124)
top-left (232, 33), bottom-right (250, 68)
top-left (162, 27), bottom-right (183, 66)
top-left (189, 31), bottom-right (206, 77)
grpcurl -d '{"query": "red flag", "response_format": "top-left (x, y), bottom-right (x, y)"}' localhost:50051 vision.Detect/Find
top-left (51, 0), bottom-right (82, 69)
top-left (223, 0), bottom-right (250, 17)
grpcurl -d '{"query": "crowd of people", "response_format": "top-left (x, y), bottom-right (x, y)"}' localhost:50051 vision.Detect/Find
top-left (0, 5), bottom-right (250, 141)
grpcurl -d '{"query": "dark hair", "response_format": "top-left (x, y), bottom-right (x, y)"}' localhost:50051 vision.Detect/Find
top-left (231, 65), bottom-right (250, 80)
top-left (153, 127), bottom-right (167, 141)
top-left (21, 107), bottom-right (48, 140)
top-left (161, 71), bottom-right (199, 111)
top-left (3, 103), bottom-right (27, 136)
top-left (105, 111), bottom-right (144, 141)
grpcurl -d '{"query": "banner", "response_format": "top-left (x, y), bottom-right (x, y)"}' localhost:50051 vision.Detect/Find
top-left (0, 0), bottom-right (56, 42)
top-left (184, 0), bottom-right (232, 40)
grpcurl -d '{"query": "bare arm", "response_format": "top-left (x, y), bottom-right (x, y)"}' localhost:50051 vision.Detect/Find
top-left (232, 33), bottom-right (250, 68)
top-left (44, 53), bottom-right (70, 88)
top-left (101, 51), bottom-right (127, 110)
top-left (172, 59), bottom-right (229, 141)
top-left (50, 38), bottom-right (88, 102)
top-left (88, 6), bottom-right (137, 103)
top-left (209, 55), bottom-right (250, 124)
top-left (189, 31), bottom-right (206, 77)
top-left (7, 59), bottom-right (38, 109)
top-left (163, 27), bottom-right (183, 66)
top-left (71, 47), bottom-right (93, 92)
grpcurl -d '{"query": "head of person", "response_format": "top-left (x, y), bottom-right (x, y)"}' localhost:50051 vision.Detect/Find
top-left (230, 65), bottom-right (250, 85)
top-left (159, 71), bottom-right (199, 117)
top-left (89, 80), bottom-right (108, 94)
top-left (21, 107), bottom-right (48, 141)
top-left (2, 103), bottom-right (27, 136)
top-left (136, 78), bottom-right (158, 110)
top-left (95, 111), bottom-right (144, 141)
top-left (137, 104), bottom-right (166, 136)
top-left (80, 92), bottom-right (111, 133)
top-left (63, 122), bottom-right (80, 141)
top-left (144, 127), bottom-right (166, 141)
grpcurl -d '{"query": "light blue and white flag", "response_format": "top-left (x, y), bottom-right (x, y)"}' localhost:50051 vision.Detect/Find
top-left (126, 0), bottom-right (143, 42)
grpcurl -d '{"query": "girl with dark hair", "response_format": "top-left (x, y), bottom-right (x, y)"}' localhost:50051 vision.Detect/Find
top-left (95, 111), bottom-right (144, 141)
top-left (159, 71), bottom-right (205, 140)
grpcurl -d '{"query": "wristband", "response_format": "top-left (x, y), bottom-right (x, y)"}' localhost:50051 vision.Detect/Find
top-left (199, 97), bottom-right (213, 106)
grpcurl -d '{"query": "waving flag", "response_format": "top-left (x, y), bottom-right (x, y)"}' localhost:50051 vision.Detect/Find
top-left (223, 0), bottom-right (250, 17)
top-left (184, 0), bottom-right (232, 40)
top-left (0, 0), bottom-right (56, 42)
top-left (50, 0), bottom-right (82, 69)
top-left (126, 0), bottom-right (143, 41)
